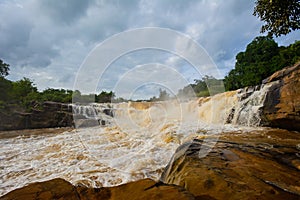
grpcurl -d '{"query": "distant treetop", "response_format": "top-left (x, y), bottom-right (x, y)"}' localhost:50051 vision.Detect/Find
top-left (0, 59), bottom-right (10, 78)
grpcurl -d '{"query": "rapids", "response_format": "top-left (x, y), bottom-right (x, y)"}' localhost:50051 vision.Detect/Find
top-left (0, 82), bottom-right (295, 196)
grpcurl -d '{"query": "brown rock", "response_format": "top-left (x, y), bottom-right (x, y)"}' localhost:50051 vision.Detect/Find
top-left (0, 102), bottom-right (74, 131)
top-left (0, 178), bottom-right (195, 200)
top-left (262, 61), bottom-right (300, 131)
top-left (0, 178), bottom-right (79, 200)
top-left (76, 178), bottom-right (194, 200)
top-left (161, 137), bottom-right (300, 200)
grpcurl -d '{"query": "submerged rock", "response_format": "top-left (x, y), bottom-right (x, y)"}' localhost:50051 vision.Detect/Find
top-left (0, 178), bottom-right (194, 200)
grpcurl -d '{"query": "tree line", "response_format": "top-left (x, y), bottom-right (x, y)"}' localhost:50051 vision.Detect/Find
top-left (0, 65), bottom-right (116, 111)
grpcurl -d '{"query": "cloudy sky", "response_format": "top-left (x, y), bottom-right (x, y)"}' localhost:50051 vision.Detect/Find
top-left (0, 0), bottom-right (299, 99)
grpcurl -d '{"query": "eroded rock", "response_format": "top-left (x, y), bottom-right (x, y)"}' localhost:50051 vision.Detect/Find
top-left (0, 178), bottom-right (195, 200)
top-left (0, 102), bottom-right (74, 131)
top-left (262, 61), bottom-right (300, 131)
top-left (161, 132), bottom-right (300, 200)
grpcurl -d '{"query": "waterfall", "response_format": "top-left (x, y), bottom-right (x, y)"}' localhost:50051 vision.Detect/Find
top-left (70, 81), bottom-right (275, 129)
top-left (230, 84), bottom-right (272, 126)
top-left (72, 103), bottom-right (115, 127)
top-left (196, 82), bottom-right (275, 126)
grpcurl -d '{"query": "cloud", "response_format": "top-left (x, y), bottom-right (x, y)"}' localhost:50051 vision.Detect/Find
top-left (0, 0), bottom-right (299, 99)
top-left (113, 63), bottom-right (190, 99)
top-left (37, 0), bottom-right (92, 25)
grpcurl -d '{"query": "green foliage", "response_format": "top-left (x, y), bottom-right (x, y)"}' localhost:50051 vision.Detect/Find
top-left (72, 90), bottom-right (116, 103)
top-left (41, 88), bottom-right (73, 103)
top-left (254, 0), bottom-right (300, 37)
top-left (10, 78), bottom-right (39, 109)
top-left (0, 59), bottom-right (10, 78)
top-left (196, 90), bottom-right (210, 97)
top-left (96, 91), bottom-right (115, 103)
top-left (0, 59), bottom-right (118, 112)
top-left (224, 37), bottom-right (300, 91)
top-left (12, 78), bottom-right (38, 100)
top-left (178, 76), bottom-right (223, 98)
top-left (0, 77), bottom-right (12, 102)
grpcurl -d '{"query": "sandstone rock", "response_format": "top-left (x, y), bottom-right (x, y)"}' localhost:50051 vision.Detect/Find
top-left (161, 137), bottom-right (300, 200)
top-left (262, 61), bottom-right (300, 131)
top-left (0, 102), bottom-right (74, 131)
top-left (0, 178), bottom-right (195, 200)
top-left (0, 178), bottom-right (79, 200)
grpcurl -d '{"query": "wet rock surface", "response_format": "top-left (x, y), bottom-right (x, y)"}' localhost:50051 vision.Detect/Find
top-left (0, 178), bottom-right (194, 200)
top-left (262, 61), bottom-right (300, 131)
top-left (161, 129), bottom-right (300, 200)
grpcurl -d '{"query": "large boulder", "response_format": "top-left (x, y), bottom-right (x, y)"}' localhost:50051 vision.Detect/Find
top-left (160, 133), bottom-right (300, 200)
top-left (0, 178), bottom-right (195, 200)
top-left (262, 61), bottom-right (300, 130)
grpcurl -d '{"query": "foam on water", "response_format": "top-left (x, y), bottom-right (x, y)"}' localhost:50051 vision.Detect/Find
top-left (0, 86), bottom-right (275, 195)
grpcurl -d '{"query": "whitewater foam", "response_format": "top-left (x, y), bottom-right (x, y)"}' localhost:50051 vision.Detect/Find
top-left (0, 88), bottom-right (276, 195)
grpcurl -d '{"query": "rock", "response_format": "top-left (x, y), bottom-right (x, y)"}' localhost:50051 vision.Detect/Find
top-left (0, 178), bottom-right (195, 200)
top-left (161, 137), bottom-right (300, 200)
top-left (0, 101), bottom-right (116, 131)
top-left (262, 61), bottom-right (300, 131)
top-left (103, 108), bottom-right (114, 117)
top-left (0, 178), bottom-right (79, 200)
top-left (0, 102), bottom-right (74, 131)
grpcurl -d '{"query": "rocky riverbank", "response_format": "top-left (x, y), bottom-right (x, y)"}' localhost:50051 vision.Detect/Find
top-left (1, 128), bottom-right (299, 200)
top-left (0, 102), bottom-right (74, 131)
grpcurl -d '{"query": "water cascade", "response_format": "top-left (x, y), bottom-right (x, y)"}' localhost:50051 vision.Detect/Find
top-left (0, 81), bottom-right (279, 196)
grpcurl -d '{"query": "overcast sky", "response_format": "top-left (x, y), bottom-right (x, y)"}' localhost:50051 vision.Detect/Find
top-left (0, 0), bottom-right (299, 99)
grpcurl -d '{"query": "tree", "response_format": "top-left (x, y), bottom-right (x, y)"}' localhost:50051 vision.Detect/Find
top-left (158, 88), bottom-right (170, 101)
top-left (41, 88), bottom-right (73, 103)
top-left (224, 37), bottom-right (300, 91)
top-left (253, 0), bottom-right (300, 37)
top-left (9, 77), bottom-right (41, 109)
top-left (178, 76), bottom-right (223, 98)
top-left (0, 77), bottom-right (12, 102)
top-left (0, 59), bottom-right (10, 77)
top-left (12, 78), bottom-right (38, 98)
top-left (96, 91), bottom-right (115, 103)
top-left (224, 36), bottom-right (279, 90)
